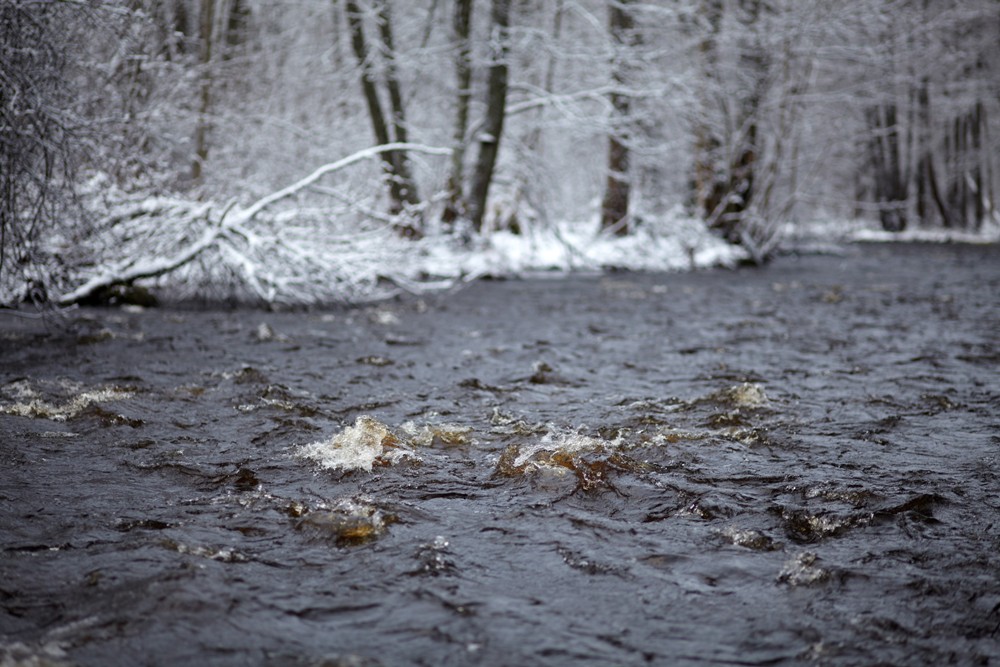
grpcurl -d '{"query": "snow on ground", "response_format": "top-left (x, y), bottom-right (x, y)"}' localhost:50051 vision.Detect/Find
top-left (3, 177), bottom-right (997, 308)
top-left (407, 210), bottom-right (747, 282)
top-left (785, 215), bottom-right (1000, 246)
top-left (851, 226), bottom-right (1000, 244)
top-left (3, 186), bottom-right (747, 306)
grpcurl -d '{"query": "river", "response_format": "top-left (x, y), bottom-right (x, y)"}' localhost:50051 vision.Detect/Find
top-left (2, 242), bottom-right (998, 666)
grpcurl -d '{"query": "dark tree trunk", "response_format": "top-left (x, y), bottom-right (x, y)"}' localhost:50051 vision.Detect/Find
top-left (691, 0), bottom-right (723, 220)
top-left (466, 0), bottom-right (511, 233)
top-left (344, 0), bottom-right (420, 234)
top-left (948, 114), bottom-right (968, 229)
top-left (600, 0), bottom-right (634, 236)
top-left (442, 0), bottom-right (473, 226)
top-left (915, 81), bottom-right (930, 224)
top-left (374, 0), bottom-right (419, 207)
top-left (600, 133), bottom-right (630, 236)
top-left (192, 0), bottom-right (216, 182)
top-left (692, 0), bottom-right (767, 245)
top-left (867, 103), bottom-right (907, 232)
top-left (971, 101), bottom-right (985, 229)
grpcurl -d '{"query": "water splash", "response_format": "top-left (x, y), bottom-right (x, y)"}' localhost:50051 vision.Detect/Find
top-left (0, 380), bottom-right (133, 422)
top-left (295, 497), bottom-right (396, 546)
top-left (502, 430), bottom-right (610, 472)
top-left (701, 382), bottom-right (770, 409)
top-left (719, 526), bottom-right (781, 551)
top-left (777, 551), bottom-right (831, 586)
top-left (298, 415), bottom-right (416, 472)
top-left (401, 421), bottom-right (474, 447)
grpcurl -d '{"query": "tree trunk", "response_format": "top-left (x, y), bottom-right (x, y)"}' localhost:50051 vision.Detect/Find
top-left (192, 0), bottom-right (216, 183)
top-left (884, 102), bottom-right (907, 231)
top-left (599, 0), bottom-right (634, 236)
top-left (868, 103), bottom-right (907, 232)
top-left (331, 0), bottom-right (344, 67)
top-left (442, 0), bottom-right (473, 226)
top-left (952, 115), bottom-right (969, 228)
top-left (466, 0), bottom-right (511, 233)
top-left (915, 81), bottom-right (930, 224)
top-left (692, 0), bottom-right (767, 244)
top-left (374, 0), bottom-right (419, 208)
top-left (345, 2), bottom-right (390, 146)
top-left (691, 0), bottom-right (723, 220)
top-left (970, 101), bottom-right (985, 229)
top-left (344, 0), bottom-right (420, 234)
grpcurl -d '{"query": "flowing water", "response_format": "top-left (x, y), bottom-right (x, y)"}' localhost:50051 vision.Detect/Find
top-left (1, 243), bottom-right (998, 666)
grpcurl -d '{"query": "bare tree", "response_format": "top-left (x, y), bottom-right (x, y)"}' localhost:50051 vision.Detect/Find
top-left (466, 0), bottom-right (512, 233)
top-left (191, 0), bottom-right (216, 183)
top-left (344, 0), bottom-right (421, 236)
top-left (691, 0), bottom-right (771, 246)
top-left (442, 0), bottom-right (473, 226)
top-left (0, 1), bottom-right (87, 303)
top-left (599, 0), bottom-right (637, 236)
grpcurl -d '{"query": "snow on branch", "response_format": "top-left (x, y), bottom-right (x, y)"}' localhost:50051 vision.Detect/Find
top-left (238, 142), bottom-right (452, 223)
top-left (57, 201), bottom-right (219, 306)
top-left (56, 143), bottom-right (452, 306)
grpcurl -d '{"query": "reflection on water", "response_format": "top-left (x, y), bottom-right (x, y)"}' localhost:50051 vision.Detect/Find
top-left (1, 244), bottom-right (999, 666)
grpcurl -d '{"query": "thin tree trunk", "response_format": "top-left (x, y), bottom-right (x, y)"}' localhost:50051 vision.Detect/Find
top-left (374, 0), bottom-right (419, 208)
top-left (884, 102), bottom-right (906, 231)
top-left (600, 0), bottom-right (634, 236)
top-left (331, 0), bottom-right (344, 67)
top-left (944, 116), bottom-right (957, 227)
top-left (868, 103), bottom-right (906, 232)
top-left (971, 101), bottom-right (984, 229)
top-left (466, 0), bottom-right (511, 233)
top-left (345, 2), bottom-right (390, 146)
top-left (691, 0), bottom-right (722, 220)
top-left (192, 0), bottom-right (216, 183)
top-left (344, 0), bottom-right (418, 232)
top-left (975, 99), bottom-right (994, 226)
top-left (956, 115), bottom-right (969, 228)
top-left (442, 0), bottom-right (473, 225)
top-left (917, 82), bottom-right (955, 229)
top-left (926, 154), bottom-right (954, 229)
top-left (915, 80), bottom-right (931, 224)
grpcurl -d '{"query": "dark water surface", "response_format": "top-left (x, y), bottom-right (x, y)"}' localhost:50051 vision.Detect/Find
top-left (2, 243), bottom-right (998, 666)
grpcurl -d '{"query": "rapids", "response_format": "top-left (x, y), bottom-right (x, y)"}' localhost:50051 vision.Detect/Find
top-left (1, 243), bottom-right (998, 665)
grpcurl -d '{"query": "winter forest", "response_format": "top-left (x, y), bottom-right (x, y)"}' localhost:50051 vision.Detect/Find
top-left (2, 0), bottom-right (999, 307)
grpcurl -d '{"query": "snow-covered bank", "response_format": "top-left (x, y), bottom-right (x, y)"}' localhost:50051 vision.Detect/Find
top-left (409, 213), bottom-right (748, 281)
top-left (783, 217), bottom-right (1000, 247)
top-left (0, 170), bottom-right (748, 307)
top-left (851, 227), bottom-right (1000, 244)
top-left (6, 179), bottom-right (997, 309)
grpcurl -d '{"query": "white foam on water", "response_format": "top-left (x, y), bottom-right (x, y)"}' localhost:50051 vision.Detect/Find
top-left (513, 429), bottom-right (610, 469)
top-left (298, 415), bottom-right (417, 472)
top-left (0, 381), bottom-right (134, 422)
top-left (400, 421), bottom-right (474, 447)
top-left (728, 382), bottom-right (769, 408)
top-left (296, 497), bottom-right (393, 544)
top-left (777, 551), bottom-right (830, 586)
top-left (0, 640), bottom-right (71, 667)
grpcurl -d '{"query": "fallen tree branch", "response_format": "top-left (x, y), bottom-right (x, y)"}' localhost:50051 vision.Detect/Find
top-left (239, 143), bottom-right (451, 223)
top-left (57, 143), bottom-right (452, 306)
top-left (57, 202), bottom-right (215, 306)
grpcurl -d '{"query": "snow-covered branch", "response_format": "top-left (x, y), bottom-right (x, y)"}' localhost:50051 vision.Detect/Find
top-left (56, 143), bottom-right (452, 306)
top-left (238, 143), bottom-right (452, 223)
